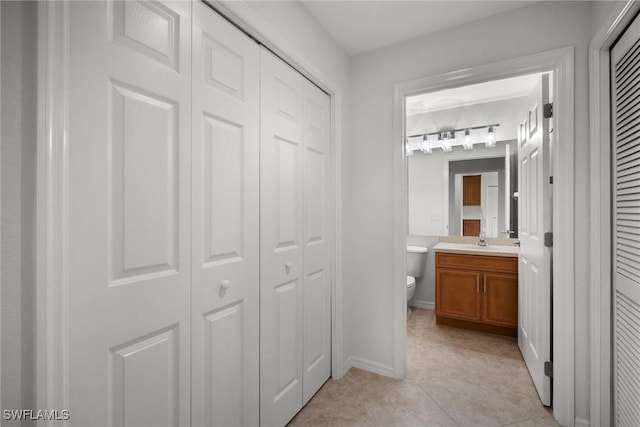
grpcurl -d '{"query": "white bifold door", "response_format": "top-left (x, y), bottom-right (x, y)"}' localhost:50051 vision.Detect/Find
top-left (65, 2), bottom-right (192, 424)
top-left (517, 73), bottom-right (552, 406)
top-left (191, 2), bottom-right (260, 426)
top-left (260, 49), bottom-right (332, 426)
top-left (611, 12), bottom-right (640, 427)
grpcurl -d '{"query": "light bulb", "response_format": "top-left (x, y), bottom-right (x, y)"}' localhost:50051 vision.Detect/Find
top-left (406, 141), bottom-right (414, 156)
top-left (463, 129), bottom-right (473, 150)
top-left (421, 135), bottom-right (432, 154)
top-left (486, 126), bottom-right (496, 148)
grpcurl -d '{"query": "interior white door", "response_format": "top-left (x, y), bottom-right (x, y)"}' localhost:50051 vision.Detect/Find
top-left (66, 1), bottom-right (192, 424)
top-left (260, 48), bottom-right (306, 426)
top-left (611, 13), bottom-right (640, 426)
top-left (485, 185), bottom-right (499, 238)
top-left (517, 73), bottom-right (552, 406)
top-left (260, 48), bottom-right (331, 426)
top-left (191, 3), bottom-right (260, 426)
top-left (302, 77), bottom-right (332, 405)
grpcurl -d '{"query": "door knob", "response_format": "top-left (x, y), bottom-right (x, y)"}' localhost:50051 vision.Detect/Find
top-left (285, 261), bottom-right (293, 274)
top-left (220, 280), bottom-right (231, 291)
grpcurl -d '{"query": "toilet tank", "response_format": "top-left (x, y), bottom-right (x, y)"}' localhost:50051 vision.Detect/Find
top-left (407, 245), bottom-right (428, 278)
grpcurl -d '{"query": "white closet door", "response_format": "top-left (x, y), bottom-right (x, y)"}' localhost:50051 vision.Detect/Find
top-left (260, 48), bottom-right (305, 427)
top-left (302, 79), bottom-right (331, 404)
top-left (66, 2), bottom-right (191, 424)
top-left (260, 47), bottom-right (331, 426)
top-left (191, 2), bottom-right (260, 426)
top-left (612, 12), bottom-right (640, 427)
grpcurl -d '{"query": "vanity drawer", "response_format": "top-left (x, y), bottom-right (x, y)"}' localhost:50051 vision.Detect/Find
top-left (436, 252), bottom-right (517, 274)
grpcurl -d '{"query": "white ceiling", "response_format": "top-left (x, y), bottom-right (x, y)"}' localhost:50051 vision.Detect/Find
top-left (302, 1), bottom-right (539, 56)
top-left (406, 73), bottom-right (541, 116)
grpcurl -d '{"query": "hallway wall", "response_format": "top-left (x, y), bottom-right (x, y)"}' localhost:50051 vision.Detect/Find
top-left (345, 1), bottom-right (593, 421)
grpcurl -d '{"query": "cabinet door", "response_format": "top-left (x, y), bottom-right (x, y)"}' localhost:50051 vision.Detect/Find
top-left (463, 175), bottom-right (481, 205)
top-left (482, 273), bottom-right (518, 328)
top-left (436, 269), bottom-right (482, 321)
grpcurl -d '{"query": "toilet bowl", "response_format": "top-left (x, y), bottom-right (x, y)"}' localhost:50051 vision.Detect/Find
top-left (407, 276), bottom-right (416, 301)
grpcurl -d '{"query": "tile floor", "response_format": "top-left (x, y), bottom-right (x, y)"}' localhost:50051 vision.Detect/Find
top-left (288, 308), bottom-right (558, 427)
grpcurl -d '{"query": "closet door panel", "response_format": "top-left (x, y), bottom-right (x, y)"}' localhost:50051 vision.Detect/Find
top-left (260, 49), bottom-right (305, 427)
top-left (66, 2), bottom-right (192, 425)
top-left (191, 2), bottom-right (260, 426)
top-left (302, 81), bottom-right (332, 403)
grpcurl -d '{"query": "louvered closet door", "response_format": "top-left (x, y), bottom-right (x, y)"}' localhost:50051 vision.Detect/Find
top-left (260, 48), bottom-right (331, 426)
top-left (66, 2), bottom-right (191, 425)
top-left (191, 2), bottom-right (260, 426)
top-left (612, 12), bottom-right (640, 427)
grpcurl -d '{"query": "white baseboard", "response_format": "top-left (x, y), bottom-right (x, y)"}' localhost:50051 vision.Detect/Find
top-left (575, 417), bottom-right (590, 427)
top-left (410, 299), bottom-right (434, 310)
top-left (346, 356), bottom-right (395, 378)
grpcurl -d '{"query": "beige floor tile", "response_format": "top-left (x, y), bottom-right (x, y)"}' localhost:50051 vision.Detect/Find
top-left (288, 308), bottom-right (559, 427)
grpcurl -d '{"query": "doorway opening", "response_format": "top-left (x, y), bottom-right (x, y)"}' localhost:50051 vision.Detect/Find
top-left (392, 48), bottom-right (575, 425)
top-left (404, 72), bottom-right (552, 412)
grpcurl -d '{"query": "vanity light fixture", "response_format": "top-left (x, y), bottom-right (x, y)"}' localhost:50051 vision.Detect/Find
top-left (405, 123), bottom-right (500, 155)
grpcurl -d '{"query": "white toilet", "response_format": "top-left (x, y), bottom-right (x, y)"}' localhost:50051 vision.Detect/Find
top-left (406, 245), bottom-right (428, 302)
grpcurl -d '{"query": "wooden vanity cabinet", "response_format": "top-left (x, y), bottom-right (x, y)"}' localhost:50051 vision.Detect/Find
top-left (436, 252), bottom-right (518, 337)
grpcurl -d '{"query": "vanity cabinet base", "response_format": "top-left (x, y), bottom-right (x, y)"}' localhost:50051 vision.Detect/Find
top-left (435, 252), bottom-right (518, 337)
top-left (436, 315), bottom-right (517, 337)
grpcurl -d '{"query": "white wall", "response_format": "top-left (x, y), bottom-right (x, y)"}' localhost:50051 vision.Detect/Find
top-left (407, 96), bottom-right (528, 141)
top-left (1, 1), bottom-right (37, 422)
top-left (345, 1), bottom-right (592, 421)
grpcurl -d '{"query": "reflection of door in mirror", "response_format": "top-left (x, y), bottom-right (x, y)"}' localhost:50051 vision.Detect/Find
top-left (462, 219), bottom-right (481, 236)
top-left (463, 175), bottom-right (481, 205)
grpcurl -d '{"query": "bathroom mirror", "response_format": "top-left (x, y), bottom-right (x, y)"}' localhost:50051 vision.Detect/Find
top-left (407, 140), bottom-right (519, 238)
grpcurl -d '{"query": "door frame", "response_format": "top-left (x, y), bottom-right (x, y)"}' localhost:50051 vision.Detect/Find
top-left (393, 47), bottom-right (575, 425)
top-left (35, 0), bottom-right (346, 414)
top-left (589, 2), bottom-right (640, 426)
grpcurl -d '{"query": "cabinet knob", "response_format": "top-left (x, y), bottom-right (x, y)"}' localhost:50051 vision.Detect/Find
top-left (220, 280), bottom-right (231, 291)
top-left (285, 261), bottom-right (293, 274)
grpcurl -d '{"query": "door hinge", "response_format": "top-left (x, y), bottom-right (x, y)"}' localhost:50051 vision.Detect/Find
top-left (549, 176), bottom-right (553, 184)
top-left (544, 232), bottom-right (553, 248)
top-left (544, 361), bottom-right (553, 377)
top-left (543, 103), bottom-right (553, 118)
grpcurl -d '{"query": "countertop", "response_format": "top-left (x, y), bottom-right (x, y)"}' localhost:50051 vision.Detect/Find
top-left (433, 242), bottom-right (519, 257)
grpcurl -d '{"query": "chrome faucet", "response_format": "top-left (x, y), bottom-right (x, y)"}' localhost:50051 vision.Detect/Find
top-left (477, 231), bottom-right (487, 246)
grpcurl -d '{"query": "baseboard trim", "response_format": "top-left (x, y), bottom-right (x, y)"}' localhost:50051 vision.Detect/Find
top-left (410, 299), bottom-right (434, 310)
top-left (575, 417), bottom-right (590, 427)
top-left (348, 357), bottom-right (395, 378)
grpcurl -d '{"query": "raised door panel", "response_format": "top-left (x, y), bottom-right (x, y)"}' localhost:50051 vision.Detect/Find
top-left (462, 219), bottom-right (481, 237)
top-left (260, 48), bottom-right (304, 427)
top-left (483, 273), bottom-right (518, 328)
top-left (302, 80), bottom-right (331, 404)
top-left (436, 268), bottom-right (482, 322)
top-left (463, 175), bottom-right (481, 206)
top-left (191, 3), bottom-right (260, 426)
top-left (66, 2), bottom-right (191, 424)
